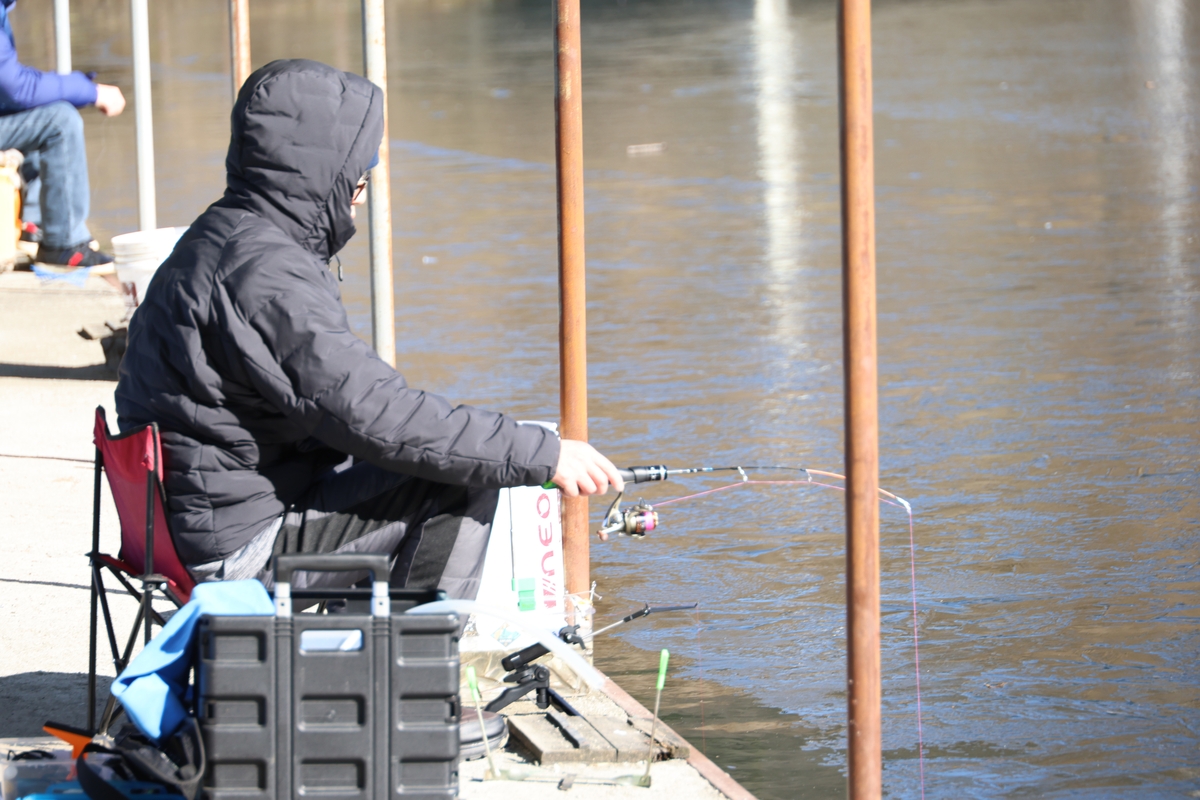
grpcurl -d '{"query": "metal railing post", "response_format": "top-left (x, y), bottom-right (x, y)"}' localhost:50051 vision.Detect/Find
top-left (130, 0), bottom-right (156, 231)
top-left (362, 0), bottom-right (395, 367)
top-left (53, 0), bottom-right (70, 75)
top-left (554, 0), bottom-right (589, 599)
top-left (839, 0), bottom-right (881, 796)
top-left (229, 0), bottom-right (251, 97)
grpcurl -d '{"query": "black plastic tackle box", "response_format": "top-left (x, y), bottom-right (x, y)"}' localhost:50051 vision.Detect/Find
top-left (196, 554), bottom-right (460, 799)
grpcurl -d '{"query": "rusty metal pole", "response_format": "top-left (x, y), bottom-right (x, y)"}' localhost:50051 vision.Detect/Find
top-left (839, 0), bottom-right (881, 797)
top-left (554, 0), bottom-right (589, 599)
top-left (229, 0), bottom-right (251, 97)
top-left (362, 0), bottom-right (396, 366)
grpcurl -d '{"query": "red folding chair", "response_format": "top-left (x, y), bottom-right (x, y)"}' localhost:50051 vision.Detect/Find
top-left (88, 406), bottom-right (195, 732)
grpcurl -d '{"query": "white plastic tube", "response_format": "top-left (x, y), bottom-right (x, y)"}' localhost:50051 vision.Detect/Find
top-left (54, 0), bottom-right (70, 75)
top-left (407, 599), bottom-right (606, 690)
top-left (130, 0), bottom-right (156, 231)
top-left (361, 0), bottom-right (395, 366)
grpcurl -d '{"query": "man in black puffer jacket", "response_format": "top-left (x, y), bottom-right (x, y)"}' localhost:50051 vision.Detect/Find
top-left (116, 60), bottom-right (621, 596)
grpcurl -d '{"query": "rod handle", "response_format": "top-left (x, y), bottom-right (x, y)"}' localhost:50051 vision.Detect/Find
top-left (622, 465), bottom-right (669, 483)
top-left (541, 465), bottom-right (668, 491)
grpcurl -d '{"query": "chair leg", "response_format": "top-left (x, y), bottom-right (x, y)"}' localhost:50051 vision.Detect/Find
top-left (143, 469), bottom-right (155, 646)
top-left (142, 584), bottom-right (153, 646)
top-left (88, 559), bottom-right (99, 732)
top-left (89, 445), bottom-right (102, 733)
top-left (95, 567), bottom-right (122, 667)
top-left (98, 694), bottom-right (120, 736)
top-left (107, 567), bottom-right (168, 627)
top-left (116, 603), bottom-right (146, 676)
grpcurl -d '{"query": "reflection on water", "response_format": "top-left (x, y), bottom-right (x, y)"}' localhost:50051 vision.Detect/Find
top-left (753, 0), bottom-right (807, 356)
top-left (16, 0), bottom-right (1198, 796)
top-left (1134, 0), bottom-right (1195, 382)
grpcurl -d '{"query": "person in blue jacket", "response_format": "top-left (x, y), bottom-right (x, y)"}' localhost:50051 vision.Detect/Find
top-left (0, 0), bottom-right (125, 267)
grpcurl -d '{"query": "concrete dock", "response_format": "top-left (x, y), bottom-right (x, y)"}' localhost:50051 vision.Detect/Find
top-left (0, 271), bottom-right (752, 799)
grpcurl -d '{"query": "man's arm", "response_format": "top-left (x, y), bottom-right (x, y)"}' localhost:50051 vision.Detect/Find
top-left (0, 28), bottom-right (97, 110)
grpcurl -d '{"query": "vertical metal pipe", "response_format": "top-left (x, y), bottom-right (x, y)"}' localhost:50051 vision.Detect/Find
top-left (554, 0), bottom-right (589, 598)
top-left (53, 0), bottom-right (71, 75)
top-left (838, 0), bottom-right (881, 796)
top-left (130, 0), bottom-right (156, 231)
top-left (362, 0), bottom-right (396, 367)
top-left (229, 0), bottom-right (252, 97)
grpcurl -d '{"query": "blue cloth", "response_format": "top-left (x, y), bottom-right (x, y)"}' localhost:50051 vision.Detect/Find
top-left (0, 1), bottom-right (97, 114)
top-left (0, 100), bottom-right (92, 246)
top-left (32, 263), bottom-right (89, 284)
top-left (111, 580), bottom-right (274, 743)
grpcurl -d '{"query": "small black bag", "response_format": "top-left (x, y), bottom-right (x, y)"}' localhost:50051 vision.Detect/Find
top-left (76, 716), bottom-right (206, 800)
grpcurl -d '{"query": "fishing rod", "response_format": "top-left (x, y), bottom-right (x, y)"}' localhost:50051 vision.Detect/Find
top-left (486, 602), bottom-right (698, 714)
top-left (601, 465), bottom-right (800, 540)
top-left (599, 464), bottom-right (910, 540)
top-left (499, 602), bottom-right (699, 673)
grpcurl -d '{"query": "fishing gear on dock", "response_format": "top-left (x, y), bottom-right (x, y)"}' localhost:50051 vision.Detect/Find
top-left (588, 602), bottom-right (698, 640)
top-left (485, 602), bottom-right (697, 714)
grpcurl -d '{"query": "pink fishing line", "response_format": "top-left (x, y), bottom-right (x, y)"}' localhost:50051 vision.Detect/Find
top-left (693, 607), bottom-right (707, 756)
top-left (905, 504), bottom-right (926, 798)
top-left (654, 476), bottom-right (927, 796)
top-left (654, 478), bottom-right (818, 507)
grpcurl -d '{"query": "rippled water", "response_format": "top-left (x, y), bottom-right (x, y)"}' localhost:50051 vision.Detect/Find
top-left (20, 0), bottom-right (1199, 795)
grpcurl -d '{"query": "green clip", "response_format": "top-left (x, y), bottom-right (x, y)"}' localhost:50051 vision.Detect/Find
top-left (517, 577), bottom-right (535, 611)
top-left (656, 649), bottom-right (670, 691)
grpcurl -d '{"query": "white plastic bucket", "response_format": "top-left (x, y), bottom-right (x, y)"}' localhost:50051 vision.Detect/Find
top-left (112, 226), bottom-right (187, 306)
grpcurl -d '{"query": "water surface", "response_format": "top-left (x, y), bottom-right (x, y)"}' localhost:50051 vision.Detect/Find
top-left (17, 0), bottom-right (1199, 795)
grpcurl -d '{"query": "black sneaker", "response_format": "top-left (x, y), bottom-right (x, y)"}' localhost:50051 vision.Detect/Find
top-left (36, 242), bottom-right (115, 268)
top-left (20, 222), bottom-right (41, 243)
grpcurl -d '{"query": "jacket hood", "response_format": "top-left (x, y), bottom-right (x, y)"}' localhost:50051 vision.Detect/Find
top-left (221, 59), bottom-right (384, 260)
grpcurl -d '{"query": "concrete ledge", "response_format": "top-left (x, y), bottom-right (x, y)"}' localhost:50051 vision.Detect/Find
top-left (601, 676), bottom-right (758, 800)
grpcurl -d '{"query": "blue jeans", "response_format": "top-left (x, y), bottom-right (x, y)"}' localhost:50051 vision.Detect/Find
top-left (0, 101), bottom-right (91, 248)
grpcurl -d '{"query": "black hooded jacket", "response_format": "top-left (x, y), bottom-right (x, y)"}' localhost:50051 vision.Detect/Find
top-left (115, 60), bottom-right (560, 566)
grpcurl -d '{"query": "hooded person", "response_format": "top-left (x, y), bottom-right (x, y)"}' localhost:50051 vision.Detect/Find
top-left (116, 59), bottom-right (621, 596)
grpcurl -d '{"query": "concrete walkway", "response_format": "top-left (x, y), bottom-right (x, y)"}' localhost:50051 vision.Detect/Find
top-left (0, 271), bottom-right (132, 733)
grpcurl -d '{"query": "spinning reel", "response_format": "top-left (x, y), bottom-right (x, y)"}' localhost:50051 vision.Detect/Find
top-left (597, 493), bottom-right (658, 541)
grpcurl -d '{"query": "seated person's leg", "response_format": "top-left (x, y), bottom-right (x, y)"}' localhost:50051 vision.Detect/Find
top-left (396, 484), bottom-right (499, 601)
top-left (270, 460), bottom-right (500, 600)
top-left (0, 102), bottom-right (107, 266)
top-left (34, 103), bottom-right (99, 264)
top-left (18, 151), bottom-right (40, 239)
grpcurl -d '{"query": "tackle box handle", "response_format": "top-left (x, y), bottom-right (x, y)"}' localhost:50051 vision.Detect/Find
top-left (273, 553), bottom-right (391, 618)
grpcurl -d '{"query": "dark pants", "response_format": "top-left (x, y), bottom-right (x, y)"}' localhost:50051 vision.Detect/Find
top-left (265, 461), bottom-right (499, 601)
top-left (0, 102), bottom-right (92, 248)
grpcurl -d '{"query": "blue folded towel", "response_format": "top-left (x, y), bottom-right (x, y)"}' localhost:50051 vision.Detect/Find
top-left (111, 580), bottom-right (274, 742)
